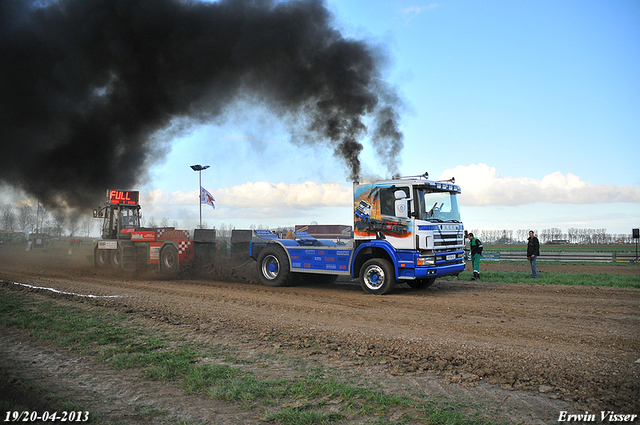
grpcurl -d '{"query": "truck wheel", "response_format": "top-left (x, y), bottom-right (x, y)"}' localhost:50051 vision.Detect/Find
top-left (160, 244), bottom-right (179, 276)
top-left (360, 258), bottom-right (396, 295)
top-left (257, 245), bottom-right (292, 287)
top-left (95, 248), bottom-right (109, 268)
top-left (407, 278), bottom-right (436, 289)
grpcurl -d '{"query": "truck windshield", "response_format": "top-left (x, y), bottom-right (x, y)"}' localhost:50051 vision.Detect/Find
top-left (415, 188), bottom-right (461, 223)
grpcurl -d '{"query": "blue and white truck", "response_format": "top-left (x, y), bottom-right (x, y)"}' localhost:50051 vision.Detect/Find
top-left (250, 173), bottom-right (466, 294)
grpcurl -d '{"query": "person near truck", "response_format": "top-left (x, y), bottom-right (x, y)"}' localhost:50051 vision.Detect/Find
top-left (527, 230), bottom-right (540, 278)
top-left (467, 232), bottom-right (483, 280)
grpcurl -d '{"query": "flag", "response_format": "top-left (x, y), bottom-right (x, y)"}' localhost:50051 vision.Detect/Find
top-left (200, 186), bottom-right (215, 209)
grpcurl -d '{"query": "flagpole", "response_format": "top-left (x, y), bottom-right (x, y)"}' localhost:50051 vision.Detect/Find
top-left (36, 197), bottom-right (39, 237)
top-left (190, 164), bottom-right (210, 229)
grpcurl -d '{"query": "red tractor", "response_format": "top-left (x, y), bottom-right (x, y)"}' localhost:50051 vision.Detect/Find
top-left (93, 189), bottom-right (216, 276)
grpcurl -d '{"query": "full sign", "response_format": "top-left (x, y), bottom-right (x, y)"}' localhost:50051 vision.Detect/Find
top-left (107, 190), bottom-right (140, 206)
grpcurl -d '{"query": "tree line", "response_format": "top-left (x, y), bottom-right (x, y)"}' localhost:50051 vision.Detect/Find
top-left (0, 202), bottom-right (188, 239)
top-left (215, 223), bottom-right (295, 246)
top-left (1, 203), bottom-right (95, 238)
top-left (2, 202), bottom-right (636, 245)
top-left (468, 228), bottom-right (637, 245)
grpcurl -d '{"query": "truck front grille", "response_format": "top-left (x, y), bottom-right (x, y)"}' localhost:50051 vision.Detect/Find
top-left (434, 232), bottom-right (464, 252)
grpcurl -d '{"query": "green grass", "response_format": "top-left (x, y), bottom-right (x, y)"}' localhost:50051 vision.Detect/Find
top-left (447, 270), bottom-right (640, 288)
top-left (265, 407), bottom-right (344, 425)
top-left (0, 288), bottom-right (501, 425)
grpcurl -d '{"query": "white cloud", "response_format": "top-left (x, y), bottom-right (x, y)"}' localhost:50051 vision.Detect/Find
top-left (399, 4), bottom-right (439, 25)
top-left (138, 181), bottom-right (353, 229)
top-left (138, 170), bottom-right (638, 232)
top-left (142, 181), bottom-right (351, 211)
top-left (216, 181), bottom-right (351, 208)
top-left (441, 164), bottom-right (640, 206)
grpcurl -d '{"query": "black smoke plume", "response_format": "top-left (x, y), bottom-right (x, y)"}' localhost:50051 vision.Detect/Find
top-left (0, 0), bottom-right (404, 210)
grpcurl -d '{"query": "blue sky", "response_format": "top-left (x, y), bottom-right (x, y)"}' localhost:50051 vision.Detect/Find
top-left (4, 0), bottom-right (637, 237)
top-left (137, 0), bottom-right (639, 236)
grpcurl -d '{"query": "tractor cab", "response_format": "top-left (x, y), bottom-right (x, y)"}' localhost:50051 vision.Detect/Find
top-left (94, 190), bottom-right (141, 240)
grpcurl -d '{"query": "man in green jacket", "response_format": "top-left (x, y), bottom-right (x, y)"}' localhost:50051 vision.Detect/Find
top-left (467, 233), bottom-right (483, 280)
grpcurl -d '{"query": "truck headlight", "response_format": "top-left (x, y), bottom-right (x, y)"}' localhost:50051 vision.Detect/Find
top-left (417, 256), bottom-right (435, 266)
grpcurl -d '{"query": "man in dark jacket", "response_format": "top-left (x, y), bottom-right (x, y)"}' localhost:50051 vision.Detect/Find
top-left (527, 230), bottom-right (540, 278)
top-left (468, 232), bottom-right (483, 280)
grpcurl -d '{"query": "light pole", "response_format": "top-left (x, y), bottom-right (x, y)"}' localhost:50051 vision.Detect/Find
top-left (190, 164), bottom-right (210, 229)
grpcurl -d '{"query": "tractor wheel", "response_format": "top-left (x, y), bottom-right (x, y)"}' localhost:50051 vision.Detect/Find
top-left (109, 249), bottom-right (121, 269)
top-left (406, 277), bottom-right (436, 289)
top-left (257, 245), bottom-right (293, 287)
top-left (359, 258), bottom-right (396, 295)
top-left (95, 248), bottom-right (109, 268)
top-left (160, 244), bottom-right (179, 277)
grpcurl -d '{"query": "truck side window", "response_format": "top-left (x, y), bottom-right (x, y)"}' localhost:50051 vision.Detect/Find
top-left (380, 189), bottom-right (396, 216)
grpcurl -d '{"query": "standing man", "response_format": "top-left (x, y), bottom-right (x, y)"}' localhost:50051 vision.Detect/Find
top-left (467, 232), bottom-right (483, 280)
top-left (527, 230), bottom-right (540, 278)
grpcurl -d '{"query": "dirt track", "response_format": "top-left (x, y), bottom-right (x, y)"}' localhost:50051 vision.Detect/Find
top-left (1, 245), bottom-right (639, 423)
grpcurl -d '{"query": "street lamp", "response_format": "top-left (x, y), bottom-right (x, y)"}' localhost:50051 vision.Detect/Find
top-left (190, 164), bottom-right (210, 229)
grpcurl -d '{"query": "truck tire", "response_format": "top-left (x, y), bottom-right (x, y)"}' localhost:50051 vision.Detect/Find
top-left (95, 248), bottom-right (109, 268)
top-left (407, 278), bottom-right (436, 289)
top-left (359, 258), bottom-right (396, 295)
top-left (160, 244), bottom-right (179, 277)
top-left (257, 245), bottom-right (293, 287)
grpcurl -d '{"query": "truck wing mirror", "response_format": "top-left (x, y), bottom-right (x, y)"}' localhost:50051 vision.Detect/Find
top-left (394, 190), bottom-right (406, 200)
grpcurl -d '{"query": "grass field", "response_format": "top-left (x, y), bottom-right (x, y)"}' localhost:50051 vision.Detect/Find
top-left (485, 243), bottom-right (639, 253)
top-left (0, 290), bottom-right (499, 425)
top-left (448, 270), bottom-right (640, 289)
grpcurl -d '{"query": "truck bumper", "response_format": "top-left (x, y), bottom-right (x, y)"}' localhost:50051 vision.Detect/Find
top-left (411, 262), bottom-right (465, 279)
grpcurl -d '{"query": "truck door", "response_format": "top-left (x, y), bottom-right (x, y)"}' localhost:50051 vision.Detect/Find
top-left (380, 186), bottom-right (413, 250)
top-left (101, 208), bottom-right (118, 240)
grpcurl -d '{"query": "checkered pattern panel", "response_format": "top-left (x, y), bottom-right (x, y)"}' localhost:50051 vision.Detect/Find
top-left (178, 240), bottom-right (192, 255)
top-left (156, 229), bottom-right (189, 239)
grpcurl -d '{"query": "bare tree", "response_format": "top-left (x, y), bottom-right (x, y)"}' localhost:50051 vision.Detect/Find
top-left (81, 215), bottom-right (95, 238)
top-left (17, 204), bottom-right (34, 231)
top-left (67, 212), bottom-right (81, 237)
top-left (219, 223), bottom-right (229, 240)
top-left (515, 229), bottom-right (527, 243)
top-left (52, 212), bottom-right (66, 238)
top-left (34, 206), bottom-right (49, 234)
top-left (1, 204), bottom-right (16, 231)
top-left (219, 223), bottom-right (234, 246)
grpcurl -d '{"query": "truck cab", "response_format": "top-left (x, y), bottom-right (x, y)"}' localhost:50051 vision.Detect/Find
top-left (351, 174), bottom-right (465, 292)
